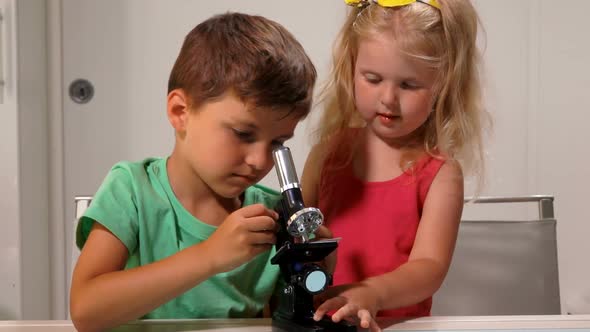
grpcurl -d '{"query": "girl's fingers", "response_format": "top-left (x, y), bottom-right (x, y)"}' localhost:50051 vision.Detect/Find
top-left (357, 309), bottom-right (374, 329)
top-left (331, 303), bottom-right (359, 323)
top-left (369, 319), bottom-right (382, 332)
top-left (313, 296), bottom-right (347, 321)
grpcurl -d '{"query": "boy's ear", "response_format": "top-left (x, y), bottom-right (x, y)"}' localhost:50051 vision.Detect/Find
top-left (167, 89), bottom-right (190, 132)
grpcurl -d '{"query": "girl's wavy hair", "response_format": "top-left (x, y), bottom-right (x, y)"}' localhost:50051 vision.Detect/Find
top-left (316, 0), bottom-right (490, 181)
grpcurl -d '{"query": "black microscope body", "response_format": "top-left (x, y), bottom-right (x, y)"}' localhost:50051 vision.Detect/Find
top-left (270, 145), bottom-right (356, 332)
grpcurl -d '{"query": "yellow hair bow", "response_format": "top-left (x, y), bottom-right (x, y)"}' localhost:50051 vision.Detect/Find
top-left (345, 0), bottom-right (441, 10)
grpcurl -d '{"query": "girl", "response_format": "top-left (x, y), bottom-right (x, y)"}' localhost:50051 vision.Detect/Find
top-left (302, 0), bottom-right (488, 330)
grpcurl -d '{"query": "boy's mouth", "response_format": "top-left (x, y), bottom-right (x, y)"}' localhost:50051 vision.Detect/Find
top-left (233, 173), bottom-right (257, 182)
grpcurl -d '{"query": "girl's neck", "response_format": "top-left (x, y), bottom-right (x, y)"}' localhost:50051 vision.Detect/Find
top-left (166, 150), bottom-right (241, 225)
top-left (354, 127), bottom-right (425, 182)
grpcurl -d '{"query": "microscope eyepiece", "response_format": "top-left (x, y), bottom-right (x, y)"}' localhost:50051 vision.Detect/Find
top-left (272, 145), bottom-right (323, 242)
top-left (272, 145), bottom-right (301, 192)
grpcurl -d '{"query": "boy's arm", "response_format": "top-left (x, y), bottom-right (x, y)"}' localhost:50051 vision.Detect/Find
top-left (70, 223), bottom-right (217, 332)
top-left (70, 204), bottom-right (278, 332)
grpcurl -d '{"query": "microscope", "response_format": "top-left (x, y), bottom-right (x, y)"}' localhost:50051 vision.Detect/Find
top-left (271, 145), bottom-right (356, 332)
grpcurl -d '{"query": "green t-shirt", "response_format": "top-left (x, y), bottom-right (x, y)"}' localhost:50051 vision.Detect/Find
top-left (76, 157), bottom-right (282, 319)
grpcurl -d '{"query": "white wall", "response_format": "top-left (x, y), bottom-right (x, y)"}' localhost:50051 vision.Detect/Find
top-left (0, 0), bottom-right (21, 319)
top-left (468, 0), bottom-right (590, 313)
top-left (0, 0), bottom-right (51, 320)
top-left (534, 1), bottom-right (590, 313)
top-left (2, 0), bottom-right (590, 319)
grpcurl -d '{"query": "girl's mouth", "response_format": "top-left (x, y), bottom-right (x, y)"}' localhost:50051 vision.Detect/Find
top-left (377, 113), bottom-right (399, 124)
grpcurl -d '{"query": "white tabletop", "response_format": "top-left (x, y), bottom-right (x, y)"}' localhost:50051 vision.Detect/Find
top-left (2, 315), bottom-right (590, 331)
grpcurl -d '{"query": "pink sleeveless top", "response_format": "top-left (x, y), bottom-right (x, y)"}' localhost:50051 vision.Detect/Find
top-left (318, 142), bottom-right (444, 318)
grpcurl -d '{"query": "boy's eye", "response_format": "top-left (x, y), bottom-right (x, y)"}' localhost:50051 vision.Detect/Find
top-left (232, 129), bottom-right (255, 142)
top-left (272, 140), bottom-right (286, 147)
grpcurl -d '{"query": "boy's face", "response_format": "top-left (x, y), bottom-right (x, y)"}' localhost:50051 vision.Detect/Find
top-left (180, 92), bottom-right (300, 198)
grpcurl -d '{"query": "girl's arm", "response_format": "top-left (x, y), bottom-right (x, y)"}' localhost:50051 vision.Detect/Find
top-left (314, 160), bottom-right (463, 328)
top-left (364, 160), bottom-right (464, 308)
top-left (301, 144), bottom-right (337, 273)
top-left (301, 143), bottom-right (323, 207)
top-left (70, 204), bottom-right (278, 332)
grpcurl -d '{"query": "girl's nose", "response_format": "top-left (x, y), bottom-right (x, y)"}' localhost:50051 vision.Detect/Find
top-left (380, 84), bottom-right (398, 109)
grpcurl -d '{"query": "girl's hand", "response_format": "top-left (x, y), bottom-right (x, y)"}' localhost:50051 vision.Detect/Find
top-left (203, 204), bottom-right (278, 273)
top-left (314, 283), bottom-right (382, 332)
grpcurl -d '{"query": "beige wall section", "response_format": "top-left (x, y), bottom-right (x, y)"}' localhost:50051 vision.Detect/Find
top-left (467, 0), bottom-right (590, 314)
top-left (534, 0), bottom-right (590, 314)
top-left (0, 0), bottom-right (51, 320)
top-left (0, 0), bottom-right (21, 320)
top-left (16, 0), bottom-right (51, 320)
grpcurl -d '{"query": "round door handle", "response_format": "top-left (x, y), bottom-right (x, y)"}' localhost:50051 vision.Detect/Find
top-left (69, 79), bottom-right (94, 104)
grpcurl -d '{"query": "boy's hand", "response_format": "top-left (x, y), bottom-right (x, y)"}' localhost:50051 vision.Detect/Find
top-left (203, 204), bottom-right (278, 273)
top-left (314, 283), bottom-right (382, 332)
top-left (314, 225), bottom-right (337, 274)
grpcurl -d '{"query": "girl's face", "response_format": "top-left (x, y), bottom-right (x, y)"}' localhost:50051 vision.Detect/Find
top-left (353, 33), bottom-right (437, 144)
top-left (180, 92), bottom-right (299, 198)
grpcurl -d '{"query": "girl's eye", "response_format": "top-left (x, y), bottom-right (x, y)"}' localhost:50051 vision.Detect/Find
top-left (400, 81), bottom-right (419, 90)
top-left (232, 129), bottom-right (255, 142)
top-left (364, 74), bottom-right (381, 84)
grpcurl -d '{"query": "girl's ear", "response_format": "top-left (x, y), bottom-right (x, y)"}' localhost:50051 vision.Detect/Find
top-left (167, 89), bottom-right (190, 133)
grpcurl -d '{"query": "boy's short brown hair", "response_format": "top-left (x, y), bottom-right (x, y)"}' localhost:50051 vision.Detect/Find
top-left (168, 12), bottom-right (317, 118)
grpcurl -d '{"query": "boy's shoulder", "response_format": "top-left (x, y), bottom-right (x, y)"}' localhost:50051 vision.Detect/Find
top-left (110, 157), bottom-right (162, 174)
top-left (93, 157), bottom-right (165, 200)
top-left (244, 184), bottom-right (281, 209)
top-left (105, 157), bottom-right (163, 183)
top-left (249, 183), bottom-right (280, 196)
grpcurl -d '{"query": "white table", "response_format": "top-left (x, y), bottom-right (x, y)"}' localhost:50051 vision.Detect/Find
top-left (2, 315), bottom-right (590, 331)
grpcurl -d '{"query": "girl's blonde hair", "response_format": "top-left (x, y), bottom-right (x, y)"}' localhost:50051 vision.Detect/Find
top-left (316, 0), bottom-right (490, 179)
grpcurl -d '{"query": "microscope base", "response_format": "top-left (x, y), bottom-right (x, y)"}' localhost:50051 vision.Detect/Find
top-left (271, 316), bottom-right (357, 332)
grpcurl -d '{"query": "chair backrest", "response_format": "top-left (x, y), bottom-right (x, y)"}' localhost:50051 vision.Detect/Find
top-left (71, 196), bottom-right (93, 268)
top-left (67, 196), bottom-right (93, 318)
top-left (431, 195), bottom-right (561, 315)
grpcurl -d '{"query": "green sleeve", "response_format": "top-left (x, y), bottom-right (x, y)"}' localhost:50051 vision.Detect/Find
top-left (245, 184), bottom-right (281, 210)
top-left (76, 165), bottom-right (139, 255)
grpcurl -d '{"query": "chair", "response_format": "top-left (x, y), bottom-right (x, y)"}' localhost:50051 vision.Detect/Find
top-left (68, 195), bottom-right (561, 316)
top-left (67, 196), bottom-right (92, 318)
top-left (431, 195), bottom-right (561, 315)
top-left (71, 196), bottom-right (93, 272)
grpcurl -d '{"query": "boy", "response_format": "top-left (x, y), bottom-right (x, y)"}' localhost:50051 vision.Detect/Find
top-left (70, 12), bottom-right (317, 332)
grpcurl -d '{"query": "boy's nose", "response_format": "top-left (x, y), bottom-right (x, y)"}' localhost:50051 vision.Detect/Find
top-left (245, 144), bottom-right (273, 171)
